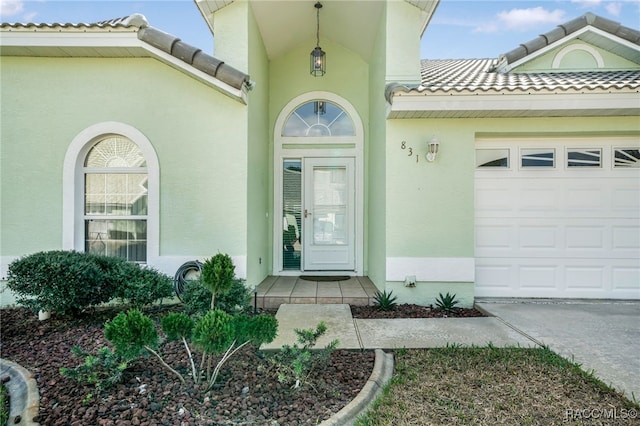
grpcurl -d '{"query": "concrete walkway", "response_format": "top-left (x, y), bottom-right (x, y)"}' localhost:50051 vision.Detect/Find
top-left (262, 301), bottom-right (640, 401)
top-left (476, 300), bottom-right (640, 399)
top-left (261, 304), bottom-right (535, 351)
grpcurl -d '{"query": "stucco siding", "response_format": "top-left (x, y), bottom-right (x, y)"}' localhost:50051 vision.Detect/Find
top-left (0, 56), bottom-right (248, 277)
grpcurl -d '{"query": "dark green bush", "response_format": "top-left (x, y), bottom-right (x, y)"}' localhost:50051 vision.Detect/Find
top-left (6, 250), bottom-right (126, 315)
top-left (104, 308), bottom-right (158, 360)
top-left (115, 265), bottom-right (174, 308)
top-left (182, 277), bottom-right (252, 316)
top-left (201, 253), bottom-right (235, 309)
top-left (60, 346), bottom-right (128, 391)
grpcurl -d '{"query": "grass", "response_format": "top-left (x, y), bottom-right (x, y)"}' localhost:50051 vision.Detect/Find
top-left (356, 345), bottom-right (640, 425)
top-left (0, 382), bottom-right (8, 426)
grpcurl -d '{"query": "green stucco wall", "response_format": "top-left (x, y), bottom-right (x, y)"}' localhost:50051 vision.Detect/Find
top-left (384, 114), bottom-right (640, 307)
top-left (366, 4), bottom-right (388, 289)
top-left (0, 56), bottom-right (248, 274)
top-left (246, 4), bottom-right (271, 287)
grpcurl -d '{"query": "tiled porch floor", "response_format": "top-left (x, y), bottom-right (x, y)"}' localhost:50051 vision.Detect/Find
top-left (256, 276), bottom-right (379, 310)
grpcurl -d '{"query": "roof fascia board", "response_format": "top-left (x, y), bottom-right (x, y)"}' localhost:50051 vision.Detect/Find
top-left (387, 92), bottom-right (640, 118)
top-left (501, 26), bottom-right (640, 72)
top-left (0, 31), bottom-right (246, 103)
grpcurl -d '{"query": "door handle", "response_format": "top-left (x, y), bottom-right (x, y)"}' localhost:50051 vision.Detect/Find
top-left (304, 209), bottom-right (312, 218)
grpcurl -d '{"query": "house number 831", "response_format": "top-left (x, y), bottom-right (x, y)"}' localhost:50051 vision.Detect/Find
top-left (400, 141), bottom-right (418, 163)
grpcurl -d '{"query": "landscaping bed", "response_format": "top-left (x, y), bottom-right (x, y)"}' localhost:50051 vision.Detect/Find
top-left (1, 307), bottom-right (374, 425)
top-left (351, 303), bottom-right (485, 319)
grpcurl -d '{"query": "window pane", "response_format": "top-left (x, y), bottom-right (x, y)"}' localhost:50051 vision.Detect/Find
top-left (521, 148), bottom-right (555, 168)
top-left (85, 219), bottom-right (147, 262)
top-left (614, 149), bottom-right (640, 168)
top-left (282, 100), bottom-right (355, 137)
top-left (85, 136), bottom-right (146, 167)
top-left (85, 174), bottom-right (147, 216)
top-left (476, 149), bottom-right (509, 168)
top-left (282, 160), bottom-right (302, 270)
top-left (312, 166), bottom-right (347, 245)
top-left (567, 149), bottom-right (601, 168)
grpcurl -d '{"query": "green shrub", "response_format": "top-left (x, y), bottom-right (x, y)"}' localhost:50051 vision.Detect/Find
top-left (271, 321), bottom-right (338, 389)
top-left (60, 346), bottom-right (128, 391)
top-left (0, 382), bottom-right (8, 426)
top-left (115, 265), bottom-right (174, 308)
top-left (201, 253), bottom-right (235, 309)
top-left (104, 308), bottom-right (158, 360)
top-left (182, 277), bottom-right (252, 316)
top-left (6, 250), bottom-right (125, 315)
top-left (435, 292), bottom-right (459, 313)
top-left (373, 290), bottom-right (398, 311)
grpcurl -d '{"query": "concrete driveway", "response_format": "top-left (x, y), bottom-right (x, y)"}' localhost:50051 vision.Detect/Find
top-left (476, 300), bottom-right (640, 400)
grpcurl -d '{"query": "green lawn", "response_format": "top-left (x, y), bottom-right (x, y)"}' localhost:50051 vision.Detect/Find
top-left (356, 346), bottom-right (639, 425)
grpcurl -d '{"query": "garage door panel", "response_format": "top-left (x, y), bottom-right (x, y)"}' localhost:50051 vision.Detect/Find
top-left (612, 225), bottom-right (640, 251)
top-left (612, 265), bottom-right (640, 291)
top-left (565, 226), bottom-right (605, 249)
top-left (565, 266), bottom-right (605, 290)
top-left (613, 187), bottom-right (640, 211)
top-left (519, 265), bottom-right (559, 288)
top-left (475, 137), bottom-right (640, 299)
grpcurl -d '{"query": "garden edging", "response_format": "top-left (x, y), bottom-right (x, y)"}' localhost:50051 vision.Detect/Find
top-left (0, 358), bottom-right (40, 426)
top-left (320, 349), bottom-right (394, 426)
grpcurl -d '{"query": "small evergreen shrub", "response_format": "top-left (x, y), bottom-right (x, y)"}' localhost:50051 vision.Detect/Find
top-left (104, 308), bottom-right (158, 360)
top-left (201, 253), bottom-right (236, 309)
top-left (182, 277), bottom-right (252, 316)
top-left (271, 321), bottom-right (339, 389)
top-left (6, 250), bottom-right (124, 315)
top-left (115, 265), bottom-right (174, 308)
top-left (60, 346), bottom-right (128, 391)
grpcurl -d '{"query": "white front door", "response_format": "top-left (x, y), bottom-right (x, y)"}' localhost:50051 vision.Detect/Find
top-left (303, 157), bottom-right (356, 271)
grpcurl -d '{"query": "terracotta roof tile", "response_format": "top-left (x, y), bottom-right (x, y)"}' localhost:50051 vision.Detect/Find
top-left (416, 59), bottom-right (640, 94)
top-left (0, 14), bottom-right (251, 92)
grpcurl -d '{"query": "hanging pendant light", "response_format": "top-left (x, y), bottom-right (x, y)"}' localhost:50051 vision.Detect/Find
top-left (310, 1), bottom-right (326, 77)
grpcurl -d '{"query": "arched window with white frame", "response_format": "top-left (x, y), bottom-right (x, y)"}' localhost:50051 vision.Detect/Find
top-left (63, 122), bottom-right (159, 265)
top-left (84, 136), bottom-right (148, 262)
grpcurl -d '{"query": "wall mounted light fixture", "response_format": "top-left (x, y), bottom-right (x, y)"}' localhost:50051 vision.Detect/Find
top-left (426, 136), bottom-right (439, 162)
top-left (310, 2), bottom-right (326, 77)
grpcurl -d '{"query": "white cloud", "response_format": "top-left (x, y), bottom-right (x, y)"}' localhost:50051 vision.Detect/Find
top-left (605, 2), bottom-right (623, 16)
top-left (0, 0), bottom-right (24, 18)
top-left (496, 7), bottom-right (567, 31)
top-left (571, 0), bottom-right (603, 7)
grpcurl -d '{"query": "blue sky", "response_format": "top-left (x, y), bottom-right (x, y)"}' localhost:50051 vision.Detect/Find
top-left (1, 0), bottom-right (638, 59)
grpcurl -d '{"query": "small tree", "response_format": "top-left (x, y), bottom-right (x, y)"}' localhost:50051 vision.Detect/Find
top-left (201, 253), bottom-right (235, 310)
top-left (104, 309), bottom-right (186, 385)
top-left (95, 308), bottom-right (278, 391)
top-left (271, 321), bottom-right (339, 389)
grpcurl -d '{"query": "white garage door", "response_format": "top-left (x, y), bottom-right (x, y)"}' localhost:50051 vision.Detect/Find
top-left (475, 137), bottom-right (640, 299)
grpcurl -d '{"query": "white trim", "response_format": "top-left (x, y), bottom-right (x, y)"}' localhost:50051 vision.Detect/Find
top-left (552, 44), bottom-right (604, 69)
top-left (386, 257), bottom-right (476, 282)
top-left (273, 91), bottom-right (364, 275)
top-left (0, 31), bottom-right (247, 103)
top-left (388, 92), bottom-right (640, 118)
top-left (498, 27), bottom-right (640, 73)
top-left (63, 122), bottom-right (160, 264)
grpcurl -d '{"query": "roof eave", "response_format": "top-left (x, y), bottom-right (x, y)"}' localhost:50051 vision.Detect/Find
top-left (0, 30), bottom-right (248, 104)
top-left (387, 91), bottom-right (640, 118)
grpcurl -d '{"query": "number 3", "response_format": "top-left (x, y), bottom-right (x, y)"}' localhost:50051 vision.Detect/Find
top-left (408, 148), bottom-right (413, 156)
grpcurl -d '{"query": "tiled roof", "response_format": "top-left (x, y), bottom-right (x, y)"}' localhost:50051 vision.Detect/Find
top-left (0, 14), bottom-right (251, 92)
top-left (414, 58), bottom-right (640, 94)
top-left (501, 12), bottom-right (640, 66)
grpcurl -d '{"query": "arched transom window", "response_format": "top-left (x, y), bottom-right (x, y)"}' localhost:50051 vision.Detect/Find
top-left (84, 136), bottom-right (148, 262)
top-left (282, 100), bottom-right (355, 137)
